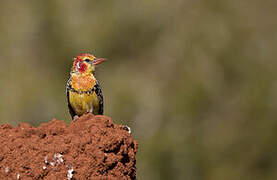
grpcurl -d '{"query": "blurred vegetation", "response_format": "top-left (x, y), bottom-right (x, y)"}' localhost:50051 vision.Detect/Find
top-left (0, 0), bottom-right (277, 179)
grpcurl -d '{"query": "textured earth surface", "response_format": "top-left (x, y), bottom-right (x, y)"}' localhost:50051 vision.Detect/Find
top-left (0, 113), bottom-right (137, 179)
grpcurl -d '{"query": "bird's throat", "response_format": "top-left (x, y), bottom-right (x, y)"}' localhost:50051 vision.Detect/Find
top-left (71, 73), bottom-right (96, 91)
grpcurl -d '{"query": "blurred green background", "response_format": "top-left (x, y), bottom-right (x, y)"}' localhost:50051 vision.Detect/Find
top-left (0, 1), bottom-right (277, 179)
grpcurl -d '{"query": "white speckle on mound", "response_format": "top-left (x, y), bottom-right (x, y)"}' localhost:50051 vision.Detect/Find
top-left (49, 153), bottom-right (64, 166)
top-left (53, 153), bottom-right (64, 164)
top-left (67, 164), bottom-right (74, 180)
top-left (42, 166), bottom-right (46, 170)
top-left (5, 167), bottom-right (9, 173)
top-left (44, 156), bottom-right (48, 164)
top-left (127, 126), bottom-right (131, 133)
top-left (17, 174), bottom-right (20, 179)
top-left (50, 162), bottom-right (55, 166)
top-left (123, 125), bottom-right (132, 134)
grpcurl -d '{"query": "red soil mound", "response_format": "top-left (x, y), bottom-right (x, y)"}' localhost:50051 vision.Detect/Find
top-left (0, 114), bottom-right (138, 179)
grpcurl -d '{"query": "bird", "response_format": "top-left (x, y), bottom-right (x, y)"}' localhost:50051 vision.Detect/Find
top-left (66, 53), bottom-right (106, 120)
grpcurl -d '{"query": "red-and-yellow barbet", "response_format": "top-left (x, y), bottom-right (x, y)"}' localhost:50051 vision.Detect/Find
top-left (66, 53), bottom-right (106, 120)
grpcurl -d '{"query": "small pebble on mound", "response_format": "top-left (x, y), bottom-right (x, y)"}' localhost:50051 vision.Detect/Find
top-left (0, 113), bottom-right (138, 179)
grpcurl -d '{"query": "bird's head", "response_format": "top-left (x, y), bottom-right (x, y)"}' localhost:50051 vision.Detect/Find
top-left (72, 53), bottom-right (106, 74)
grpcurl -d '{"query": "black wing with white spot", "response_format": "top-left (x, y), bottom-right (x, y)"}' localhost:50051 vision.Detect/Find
top-left (94, 80), bottom-right (103, 115)
top-left (66, 77), bottom-right (77, 119)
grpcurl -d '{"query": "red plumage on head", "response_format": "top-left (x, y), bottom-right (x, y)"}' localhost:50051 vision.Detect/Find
top-left (73, 57), bottom-right (87, 73)
top-left (73, 53), bottom-right (95, 73)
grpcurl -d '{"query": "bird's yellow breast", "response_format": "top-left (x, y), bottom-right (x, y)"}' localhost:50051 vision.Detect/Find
top-left (69, 91), bottom-right (100, 116)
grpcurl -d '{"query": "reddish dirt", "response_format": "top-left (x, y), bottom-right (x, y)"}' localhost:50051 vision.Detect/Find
top-left (0, 113), bottom-right (138, 179)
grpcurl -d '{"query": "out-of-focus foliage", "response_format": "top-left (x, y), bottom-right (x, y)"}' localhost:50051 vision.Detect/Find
top-left (0, 0), bottom-right (277, 179)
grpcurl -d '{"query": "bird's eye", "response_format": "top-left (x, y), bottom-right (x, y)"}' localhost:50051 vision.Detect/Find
top-left (84, 59), bottom-right (90, 62)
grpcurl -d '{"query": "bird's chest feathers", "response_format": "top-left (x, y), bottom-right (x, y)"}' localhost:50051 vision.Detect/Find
top-left (71, 74), bottom-right (95, 91)
top-left (69, 73), bottom-right (100, 115)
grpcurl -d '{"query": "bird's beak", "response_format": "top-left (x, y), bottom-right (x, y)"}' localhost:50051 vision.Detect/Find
top-left (93, 58), bottom-right (106, 65)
